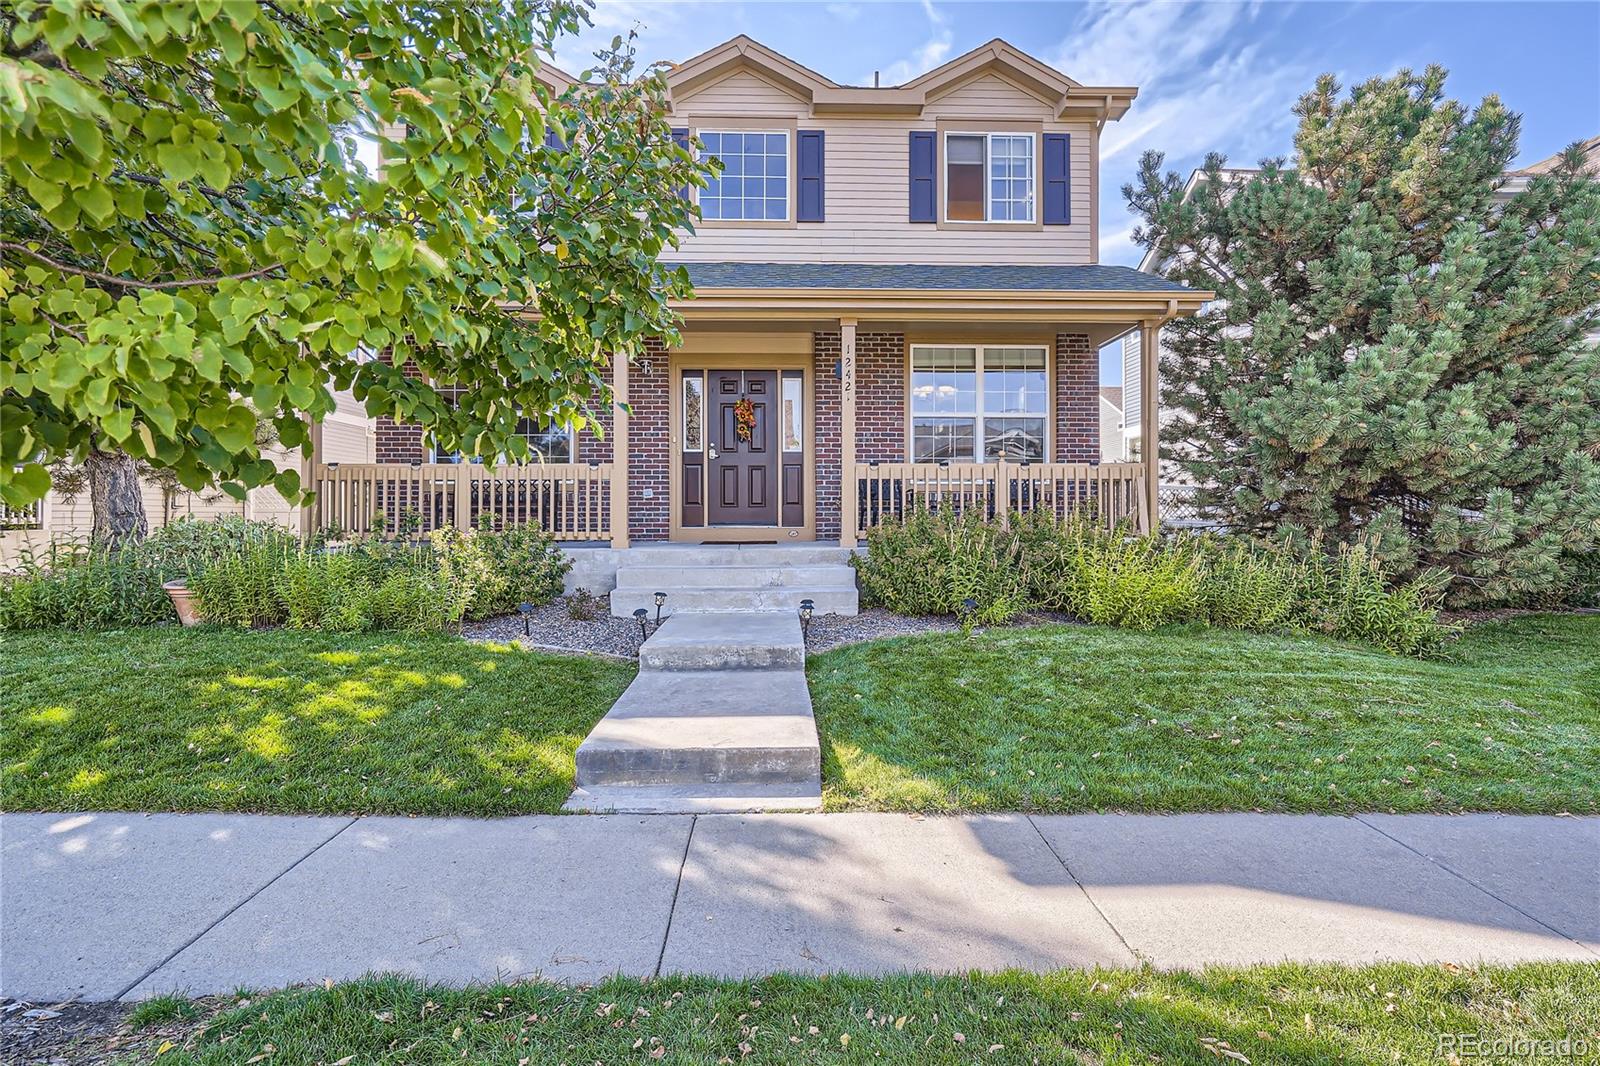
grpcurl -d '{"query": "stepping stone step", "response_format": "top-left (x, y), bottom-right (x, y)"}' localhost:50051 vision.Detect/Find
top-left (611, 586), bottom-right (857, 618)
top-left (615, 565), bottom-right (857, 589)
top-left (573, 669), bottom-right (820, 788)
top-left (636, 612), bottom-right (807, 671)
top-left (619, 545), bottom-right (854, 567)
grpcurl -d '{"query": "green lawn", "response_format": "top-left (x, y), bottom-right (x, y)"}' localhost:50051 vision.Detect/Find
top-left (113, 964), bottom-right (1599, 1065)
top-left (809, 613), bottom-right (1600, 814)
top-left (1, 627), bottom-right (634, 816)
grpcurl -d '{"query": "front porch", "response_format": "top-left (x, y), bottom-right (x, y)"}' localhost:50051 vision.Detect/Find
top-left (303, 456), bottom-right (1149, 545)
top-left (304, 263), bottom-right (1206, 550)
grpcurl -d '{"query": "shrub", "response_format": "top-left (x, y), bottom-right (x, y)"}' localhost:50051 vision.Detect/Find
top-left (1059, 531), bottom-right (1204, 630)
top-left (568, 587), bottom-right (603, 620)
top-left (1196, 540), bottom-right (1303, 631)
top-left (469, 525), bottom-right (570, 618)
top-left (136, 516), bottom-right (297, 581)
top-left (0, 550), bottom-right (171, 629)
top-left (853, 508), bottom-right (1456, 655)
top-left (1296, 545), bottom-right (1456, 656)
top-left (853, 509), bottom-right (1028, 624)
top-left (189, 540), bottom-right (295, 628)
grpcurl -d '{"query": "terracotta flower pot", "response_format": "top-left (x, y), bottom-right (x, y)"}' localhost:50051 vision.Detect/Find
top-left (163, 580), bottom-right (201, 626)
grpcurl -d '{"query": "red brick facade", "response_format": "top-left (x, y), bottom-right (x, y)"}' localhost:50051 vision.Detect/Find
top-left (1054, 332), bottom-right (1100, 463)
top-left (369, 329), bottom-right (1099, 541)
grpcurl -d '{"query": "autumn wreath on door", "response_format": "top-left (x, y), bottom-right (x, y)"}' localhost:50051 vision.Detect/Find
top-left (733, 397), bottom-right (757, 442)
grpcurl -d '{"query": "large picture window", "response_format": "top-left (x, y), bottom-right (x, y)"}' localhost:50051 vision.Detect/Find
top-left (910, 345), bottom-right (1048, 462)
top-left (428, 386), bottom-right (575, 464)
top-left (698, 130), bottom-right (789, 221)
top-left (945, 133), bottom-right (1035, 223)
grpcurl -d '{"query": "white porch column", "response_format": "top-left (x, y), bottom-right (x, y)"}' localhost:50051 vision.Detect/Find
top-left (838, 318), bottom-right (857, 547)
top-left (1139, 318), bottom-right (1161, 533)
top-left (610, 355), bottom-right (630, 549)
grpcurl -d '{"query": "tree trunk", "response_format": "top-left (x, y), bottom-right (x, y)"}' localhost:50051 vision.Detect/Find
top-left (84, 448), bottom-right (148, 548)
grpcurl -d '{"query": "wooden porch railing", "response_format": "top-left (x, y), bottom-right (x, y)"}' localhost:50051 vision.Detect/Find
top-left (853, 461), bottom-right (1148, 533)
top-left (309, 462), bottom-right (614, 541)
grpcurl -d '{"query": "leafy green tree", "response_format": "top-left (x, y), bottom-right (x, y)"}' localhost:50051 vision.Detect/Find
top-left (1128, 67), bottom-right (1600, 605)
top-left (2, 0), bottom-right (708, 544)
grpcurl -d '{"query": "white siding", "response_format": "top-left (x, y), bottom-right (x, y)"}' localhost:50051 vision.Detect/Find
top-left (1120, 331), bottom-right (1141, 439)
top-left (672, 71), bottom-right (1096, 265)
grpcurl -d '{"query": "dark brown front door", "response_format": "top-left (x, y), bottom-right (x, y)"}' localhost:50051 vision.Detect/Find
top-left (708, 370), bottom-right (778, 526)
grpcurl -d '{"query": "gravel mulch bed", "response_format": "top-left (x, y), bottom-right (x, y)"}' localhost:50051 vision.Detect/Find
top-left (461, 597), bottom-right (646, 659)
top-left (461, 599), bottom-right (1081, 659)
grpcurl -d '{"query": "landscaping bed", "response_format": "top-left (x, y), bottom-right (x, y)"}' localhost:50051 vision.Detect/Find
top-left (8, 963), bottom-right (1595, 1065)
top-left (0, 627), bottom-right (634, 817)
top-left (809, 613), bottom-right (1600, 815)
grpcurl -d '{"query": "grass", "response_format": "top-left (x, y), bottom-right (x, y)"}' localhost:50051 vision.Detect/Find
top-left (1, 626), bottom-right (635, 816)
top-left (809, 613), bottom-right (1600, 814)
top-left (127, 964), bottom-right (1599, 1065)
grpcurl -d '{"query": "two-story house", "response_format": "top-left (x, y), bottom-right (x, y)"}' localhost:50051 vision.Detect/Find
top-left (306, 36), bottom-right (1209, 612)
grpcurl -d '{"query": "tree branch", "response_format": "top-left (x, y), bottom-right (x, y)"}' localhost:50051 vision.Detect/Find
top-left (1, 242), bottom-right (283, 290)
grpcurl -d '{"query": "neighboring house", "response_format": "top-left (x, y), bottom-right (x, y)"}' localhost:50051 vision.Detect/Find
top-left (311, 35), bottom-right (1207, 565)
top-left (2, 390), bottom-right (374, 566)
top-left (1098, 386), bottom-right (1125, 462)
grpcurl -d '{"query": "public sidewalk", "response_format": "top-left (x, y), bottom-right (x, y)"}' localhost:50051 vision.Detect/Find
top-left (2, 811), bottom-right (1594, 1002)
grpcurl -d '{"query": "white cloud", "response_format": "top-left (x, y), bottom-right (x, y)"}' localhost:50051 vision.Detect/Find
top-left (1055, 1), bottom-right (1310, 265)
top-left (874, 0), bottom-right (953, 86)
top-left (551, 0), bottom-right (718, 75)
top-left (1053, 0), bottom-right (1258, 90)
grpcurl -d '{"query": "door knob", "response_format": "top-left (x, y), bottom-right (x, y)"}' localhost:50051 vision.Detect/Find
top-left (708, 444), bottom-right (720, 460)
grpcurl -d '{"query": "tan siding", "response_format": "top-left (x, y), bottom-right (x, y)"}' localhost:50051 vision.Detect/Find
top-left (677, 70), bottom-right (807, 116)
top-left (923, 72), bottom-right (1055, 119)
top-left (672, 72), bottom-right (1096, 265)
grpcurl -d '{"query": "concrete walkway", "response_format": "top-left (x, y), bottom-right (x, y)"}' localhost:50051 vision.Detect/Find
top-left (2, 811), bottom-right (1594, 1002)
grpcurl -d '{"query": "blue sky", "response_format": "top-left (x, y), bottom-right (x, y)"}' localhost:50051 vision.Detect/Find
top-left (554, 0), bottom-right (1599, 380)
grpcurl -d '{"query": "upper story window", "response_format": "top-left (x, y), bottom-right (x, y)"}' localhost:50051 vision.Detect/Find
top-left (910, 344), bottom-right (1049, 462)
top-left (699, 130), bottom-right (789, 221)
top-left (946, 133), bottom-right (1035, 223)
top-left (428, 386), bottom-right (575, 464)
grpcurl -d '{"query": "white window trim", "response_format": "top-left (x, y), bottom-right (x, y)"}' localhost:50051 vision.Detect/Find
top-left (697, 128), bottom-right (792, 223)
top-left (942, 131), bottom-right (1037, 225)
top-left (908, 343), bottom-right (1052, 463)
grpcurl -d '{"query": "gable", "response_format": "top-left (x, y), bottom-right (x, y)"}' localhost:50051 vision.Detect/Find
top-left (673, 68), bottom-right (809, 116)
top-left (922, 71), bottom-right (1057, 119)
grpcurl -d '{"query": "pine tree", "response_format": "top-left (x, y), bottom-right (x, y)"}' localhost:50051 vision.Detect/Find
top-left (1127, 67), bottom-right (1600, 606)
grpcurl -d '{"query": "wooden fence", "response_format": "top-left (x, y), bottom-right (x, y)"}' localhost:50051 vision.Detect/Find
top-left (309, 462), bottom-right (614, 541)
top-left (853, 461), bottom-right (1147, 533)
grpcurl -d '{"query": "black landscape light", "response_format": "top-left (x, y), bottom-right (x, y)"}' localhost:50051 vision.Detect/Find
top-left (518, 601), bottom-right (535, 637)
top-left (798, 598), bottom-right (814, 640)
top-left (633, 608), bottom-right (649, 641)
top-left (653, 591), bottom-right (667, 627)
top-left (959, 597), bottom-right (978, 625)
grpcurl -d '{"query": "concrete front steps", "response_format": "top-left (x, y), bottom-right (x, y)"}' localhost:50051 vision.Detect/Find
top-left (564, 612), bottom-right (822, 814)
top-left (608, 544), bottom-right (858, 617)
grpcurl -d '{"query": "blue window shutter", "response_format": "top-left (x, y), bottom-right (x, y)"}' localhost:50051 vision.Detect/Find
top-left (797, 129), bottom-right (825, 222)
top-left (908, 131), bottom-right (936, 223)
top-left (671, 127), bottom-right (691, 200)
top-left (543, 127), bottom-right (565, 150)
top-left (1043, 133), bottom-right (1071, 225)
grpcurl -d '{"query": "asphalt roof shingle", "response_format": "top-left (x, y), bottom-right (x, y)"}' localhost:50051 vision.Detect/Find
top-left (664, 262), bottom-right (1196, 293)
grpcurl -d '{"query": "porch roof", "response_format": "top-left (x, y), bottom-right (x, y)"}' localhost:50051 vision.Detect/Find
top-left (667, 262), bottom-right (1196, 293)
top-left (663, 262), bottom-right (1211, 323)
